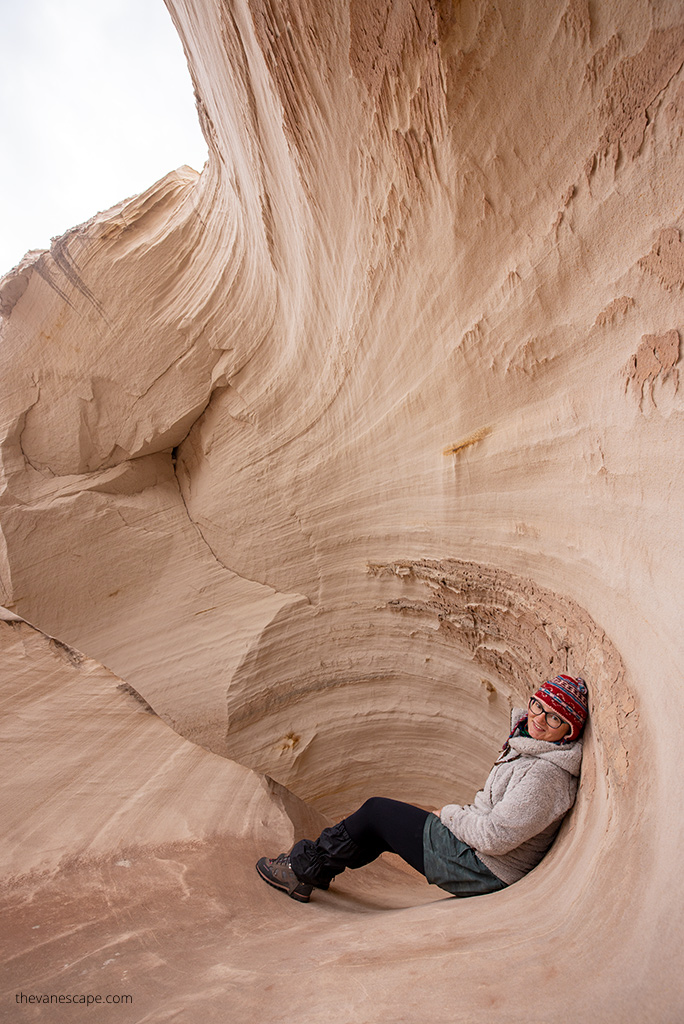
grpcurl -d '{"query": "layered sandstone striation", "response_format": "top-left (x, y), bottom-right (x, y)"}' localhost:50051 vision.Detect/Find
top-left (1, 0), bottom-right (683, 1020)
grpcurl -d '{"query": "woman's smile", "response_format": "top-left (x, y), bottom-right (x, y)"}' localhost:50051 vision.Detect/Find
top-left (527, 697), bottom-right (571, 742)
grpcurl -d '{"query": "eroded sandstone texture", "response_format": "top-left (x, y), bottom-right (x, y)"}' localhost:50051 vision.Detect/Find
top-left (1, 1), bottom-right (683, 1020)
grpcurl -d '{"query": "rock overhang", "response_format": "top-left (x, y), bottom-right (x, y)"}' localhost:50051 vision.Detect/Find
top-left (1, 0), bottom-right (683, 1019)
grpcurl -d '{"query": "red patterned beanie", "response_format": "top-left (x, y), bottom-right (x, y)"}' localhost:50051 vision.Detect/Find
top-left (534, 674), bottom-right (589, 742)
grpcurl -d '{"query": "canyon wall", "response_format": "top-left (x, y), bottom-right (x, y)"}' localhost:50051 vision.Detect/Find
top-left (1, 0), bottom-right (683, 1020)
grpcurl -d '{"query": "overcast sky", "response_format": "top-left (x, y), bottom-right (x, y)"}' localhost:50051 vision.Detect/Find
top-left (0, 0), bottom-right (207, 276)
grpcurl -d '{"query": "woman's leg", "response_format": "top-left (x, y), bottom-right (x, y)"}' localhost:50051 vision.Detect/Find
top-left (342, 797), bottom-right (429, 874)
top-left (290, 797), bottom-right (429, 887)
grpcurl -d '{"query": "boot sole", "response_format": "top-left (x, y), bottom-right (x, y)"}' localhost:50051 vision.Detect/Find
top-left (255, 860), bottom-right (312, 902)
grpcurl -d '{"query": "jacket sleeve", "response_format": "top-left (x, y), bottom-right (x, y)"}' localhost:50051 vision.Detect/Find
top-left (439, 762), bottom-right (575, 856)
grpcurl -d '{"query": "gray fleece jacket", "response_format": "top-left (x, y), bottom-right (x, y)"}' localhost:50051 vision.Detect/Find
top-left (439, 709), bottom-right (583, 885)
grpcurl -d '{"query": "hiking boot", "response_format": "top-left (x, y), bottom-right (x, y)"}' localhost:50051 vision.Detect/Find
top-left (255, 854), bottom-right (313, 902)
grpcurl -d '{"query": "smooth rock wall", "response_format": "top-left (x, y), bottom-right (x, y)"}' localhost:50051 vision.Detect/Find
top-left (1, 0), bottom-right (683, 1020)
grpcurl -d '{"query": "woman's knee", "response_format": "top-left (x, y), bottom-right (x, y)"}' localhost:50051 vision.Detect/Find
top-left (343, 797), bottom-right (388, 846)
top-left (351, 796), bottom-right (393, 828)
top-left (358, 796), bottom-right (386, 815)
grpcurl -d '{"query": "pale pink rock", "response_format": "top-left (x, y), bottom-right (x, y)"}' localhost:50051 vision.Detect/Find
top-left (1, 1), bottom-right (683, 1020)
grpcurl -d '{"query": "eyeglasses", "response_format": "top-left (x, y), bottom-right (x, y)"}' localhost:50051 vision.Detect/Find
top-left (528, 698), bottom-right (569, 731)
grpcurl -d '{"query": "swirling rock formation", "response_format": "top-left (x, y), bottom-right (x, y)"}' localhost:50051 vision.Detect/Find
top-left (1, 0), bottom-right (683, 1020)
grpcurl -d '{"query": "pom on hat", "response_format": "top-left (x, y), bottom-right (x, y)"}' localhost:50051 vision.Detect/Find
top-left (533, 674), bottom-right (589, 741)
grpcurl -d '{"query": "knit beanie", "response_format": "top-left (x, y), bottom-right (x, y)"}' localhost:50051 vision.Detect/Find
top-left (533, 674), bottom-right (589, 742)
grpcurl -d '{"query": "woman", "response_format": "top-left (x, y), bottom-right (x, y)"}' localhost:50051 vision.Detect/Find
top-left (256, 674), bottom-right (588, 902)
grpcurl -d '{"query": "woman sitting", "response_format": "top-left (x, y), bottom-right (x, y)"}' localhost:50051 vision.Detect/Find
top-left (256, 674), bottom-right (588, 902)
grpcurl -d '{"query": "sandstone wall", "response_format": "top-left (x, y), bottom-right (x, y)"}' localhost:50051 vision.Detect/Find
top-left (1, 1), bottom-right (683, 1020)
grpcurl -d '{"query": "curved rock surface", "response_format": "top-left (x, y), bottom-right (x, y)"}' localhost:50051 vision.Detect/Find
top-left (1, 0), bottom-right (683, 1020)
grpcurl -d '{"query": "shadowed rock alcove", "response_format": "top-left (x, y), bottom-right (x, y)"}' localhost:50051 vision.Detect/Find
top-left (1, 1), bottom-right (683, 1021)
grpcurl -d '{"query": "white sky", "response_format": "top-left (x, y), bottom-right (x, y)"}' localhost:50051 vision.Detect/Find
top-left (0, 0), bottom-right (208, 276)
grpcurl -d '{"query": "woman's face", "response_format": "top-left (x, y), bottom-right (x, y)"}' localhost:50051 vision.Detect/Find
top-left (527, 696), bottom-right (571, 742)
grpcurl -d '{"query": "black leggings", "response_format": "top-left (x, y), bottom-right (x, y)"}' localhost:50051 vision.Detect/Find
top-left (289, 796), bottom-right (430, 887)
top-left (342, 797), bottom-right (429, 875)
